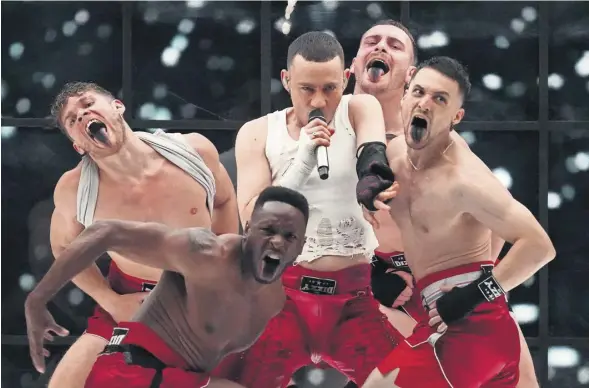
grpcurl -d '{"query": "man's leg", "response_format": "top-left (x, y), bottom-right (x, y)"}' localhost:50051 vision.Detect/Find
top-left (514, 318), bottom-right (539, 388)
top-left (48, 334), bottom-right (107, 388)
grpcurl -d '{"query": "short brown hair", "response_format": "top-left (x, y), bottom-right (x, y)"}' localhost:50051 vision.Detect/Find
top-left (365, 20), bottom-right (418, 65)
top-left (50, 82), bottom-right (114, 133)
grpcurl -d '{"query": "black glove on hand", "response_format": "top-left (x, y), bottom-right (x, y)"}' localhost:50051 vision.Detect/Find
top-left (436, 272), bottom-right (506, 324)
top-left (371, 259), bottom-right (410, 308)
top-left (356, 162), bottom-right (396, 211)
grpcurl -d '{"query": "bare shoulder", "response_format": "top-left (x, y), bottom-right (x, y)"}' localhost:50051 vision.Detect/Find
top-left (386, 135), bottom-right (406, 159)
top-left (235, 115), bottom-right (268, 151)
top-left (53, 165), bottom-right (82, 211)
top-left (186, 227), bottom-right (220, 253)
top-left (451, 130), bottom-right (469, 149)
top-left (451, 149), bottom-right (506, 205)
top-left (348, 93), bottom-right (380, 110)
top-left (182, 133), bottom-right (219, 164)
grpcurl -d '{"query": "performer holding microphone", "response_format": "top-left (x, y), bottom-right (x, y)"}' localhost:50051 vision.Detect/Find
top-left (213, 31), bottom-right (408, 388)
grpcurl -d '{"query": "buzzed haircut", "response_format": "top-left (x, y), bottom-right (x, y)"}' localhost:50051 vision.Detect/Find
top-left (253, 186), bottom-right (310, 223)
top-left (287, 31), bottom-right (345, 69)
top-left (367, 19), bottom-right (418, 64)
top-left (413, 56), bottom-right (472, 100)
top-left (51, 81), bottom-right (114, 133)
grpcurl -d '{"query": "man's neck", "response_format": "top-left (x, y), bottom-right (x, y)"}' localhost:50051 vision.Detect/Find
top-left (407, 135), bottom-right (454, 171)
top-left (354, 85), bottom-right (405, 137)
top-left (92, 125), bottom-right (154, 182)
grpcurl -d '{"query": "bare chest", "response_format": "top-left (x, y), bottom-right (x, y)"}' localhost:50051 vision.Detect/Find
top-left (93, 165), bottom-right (211, 228)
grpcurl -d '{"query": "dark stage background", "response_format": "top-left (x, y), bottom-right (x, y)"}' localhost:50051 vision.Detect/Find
top-left (2, 1), bottom-right (589, 387)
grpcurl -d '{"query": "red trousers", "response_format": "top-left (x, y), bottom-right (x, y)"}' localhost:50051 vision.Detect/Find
top-left (377, 261), bottom-right (520, 387)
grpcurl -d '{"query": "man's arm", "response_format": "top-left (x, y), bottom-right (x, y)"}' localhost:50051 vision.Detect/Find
top-left (185, 133), bottom-right (239, 234)
top-left (348, 93), bottom-right (387, 147)
top-left (31, 220), bottom-right (217, 305)
top-left (459, 168), bottom-right (556, 292)
top-left (50, 170), bottom-right (120, 310)
top-left (235, 118), bottom-right (272, 226)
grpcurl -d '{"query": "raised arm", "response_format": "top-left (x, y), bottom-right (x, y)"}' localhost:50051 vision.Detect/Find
top-left (185, 133), bottom-right (239, 234)
top-left (32, 220), bottom-right (217, 306)
top-left (50, 170), bottom-right (120, 310)
top-left (458, 166), bottom-right (556, 292)
top-left (235, 118), bottom-right (273, 226)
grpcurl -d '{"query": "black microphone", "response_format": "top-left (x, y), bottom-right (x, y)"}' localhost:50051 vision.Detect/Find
top-left (308, 108), bottom-right (329, 180)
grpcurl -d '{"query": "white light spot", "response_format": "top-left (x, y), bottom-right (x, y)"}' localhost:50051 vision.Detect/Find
top-left (322, 0), bottom-right (338, 11)
top-left (549, 366), bottom-right (556, 380)
top-left (68, 288), bottom-right (84, 306)
top-left (271, 78), bottom-right (283, 94)
top-left (97, 24), bottom-right (112, 39)
top-left (307, 368), bottom-right (325, 385)
top-left (186, 0), bottom-right (206, 8)
top-left (1, 126), bottom-right (17, 139)
top-left (282, 20), bottom-right (292, 35)
top-left (9, 42), bottom-right (25, 60)
top-left (492, 167), bottom-right (512, 189)
top-left (75, 9), bottom-right (90, 25)
top-left (42, 73), bottom-right (56, 89)
top-left (482, 74), bottom-right (502, 90)
top-left (62, 21), bottom-right (78, 37)
top-left (181, 104), bottom-right (197, 119)
top-left (161, 47), bottom-right (181, 67)
top-left (574, 152), bottom-right (589, 171)
top-left (494, 35), bottom-right (510, 49)
top-left (78, 42), bottom-right (93, 56)
top-left (547, 192), bottom-right (562, 209)
top-left (178, 19), bottom-right (195, 35)
top-left (153, 84), bottom-right (167, 100)
top-left (45, 29), bottom-right (57, 43)
top-left (522, 275), bottom-right (535, 287)
top-left (143, 7), bottom-right (159, 24)
top-left (218, 56), bottom-right (235, 71)
top-left (574, 51), bottom-right (589, 77)
top-left (323, 30), bottom-right (336, 38)
top-left (460, 131), bottom-right (476, 145)
top-left (548, 73), bottom-right (564, 90)
top-left (429, 30), bottom-right (449, 48)
top-left (506, 82), bottom-right (526, 98)
top-left (521, 6), bottom-right (537, 22)
top-left (578, 366), bottom-right (589, 384)
top-left (19, 274), bottom-right (36, 292)
top-left (366, 2), bottom-right (383, 19)
top-left (171, 34), bottom-right (189, 52)
top-left (154, 107), bottom-right (172, 120)
top-left (510, 18), bottom-right (525, 34)
top-left (548, 346), bottom-right (580, 368)
top-left (511, 303), bottom-right (539, 325)
top-left (34, 245), bottom-right (49, 260)
top-left (565, 156), bottom-right (580, 173)
top-left (236, 19), bottom-right (256, 35)
top-left (561, 184), bottom-right (575, 200)
top-left (16, 98), bottom-right (31, 115)
top-left (139, 103), bottom-right (157, 119)
top-left (207, 56), bottom-right (220, 70)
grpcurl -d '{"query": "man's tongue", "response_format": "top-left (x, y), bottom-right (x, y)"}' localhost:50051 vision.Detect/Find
top-left (368, 66), bottom-right (385, 83)
top-left (89, 121), bottom-right (110, 146)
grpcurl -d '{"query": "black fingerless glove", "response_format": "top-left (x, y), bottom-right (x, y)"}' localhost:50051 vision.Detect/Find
top-left (356, 142), bottom-right (396, 211)
top-left (436, 272), bottom-right (506, 324)
top-left (371, 259), bottom-right (410, 308)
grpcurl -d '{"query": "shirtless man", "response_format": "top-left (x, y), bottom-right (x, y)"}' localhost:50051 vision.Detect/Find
top-left (224, 31), bottom-right (404, 387)
top-left (25, 186), bottom-right (309, 387)
top-left (352, 20), bottom-right (539, 388)
top-left (45, 82), bottom-right (238, 387)
top-left (361, 56), bottom-right (555, 388)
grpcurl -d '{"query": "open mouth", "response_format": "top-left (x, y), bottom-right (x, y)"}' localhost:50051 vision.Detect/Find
top-left (366, 58), bottom-right (390, 82)
top-left (261, 253), bottom-right (281, 278)
top-left (410, 116), bottom-right (428, 143)
top-left (87, 119), bottom-right (110, 145)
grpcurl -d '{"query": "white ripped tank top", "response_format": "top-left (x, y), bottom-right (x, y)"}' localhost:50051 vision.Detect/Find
top-left (265, 94), bottom-right (378, 263)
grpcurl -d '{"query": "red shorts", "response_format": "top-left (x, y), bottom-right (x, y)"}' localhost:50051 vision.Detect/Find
top-left (374, 250), bottom-right (429, 323)
top-left (214, 264), bottom-right (403, 387)
top-left (86, 262), bottom-right (157, 340)
top-left (377, 261), bottom-right (521, 387)
top-left (85, 322), bottom-right (210, 388)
